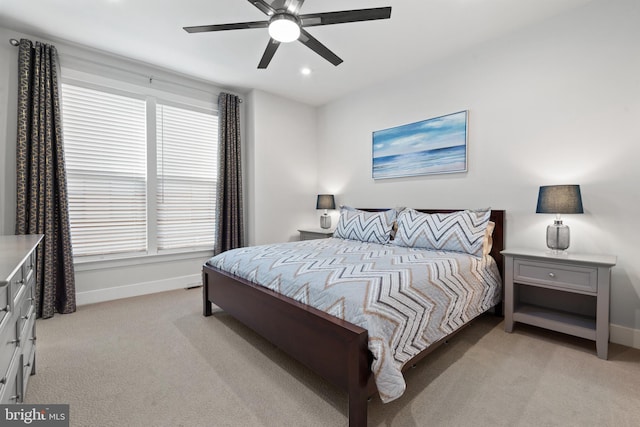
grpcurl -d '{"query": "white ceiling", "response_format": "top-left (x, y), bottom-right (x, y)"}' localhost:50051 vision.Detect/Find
top-left (0, 0), bottom-right (593, 106)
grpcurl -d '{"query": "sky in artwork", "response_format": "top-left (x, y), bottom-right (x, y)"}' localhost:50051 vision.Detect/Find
top-left (373, 111), bottom-right (467, 159)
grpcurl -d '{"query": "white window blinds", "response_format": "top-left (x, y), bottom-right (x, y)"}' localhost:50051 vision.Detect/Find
top-left (156, 104), bottom-right (218, 251)
top-left (61, 84), bottom-right (147, 257)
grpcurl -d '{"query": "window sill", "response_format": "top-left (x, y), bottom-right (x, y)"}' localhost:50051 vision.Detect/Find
top-left (74, 248), bottom-right (214, 272)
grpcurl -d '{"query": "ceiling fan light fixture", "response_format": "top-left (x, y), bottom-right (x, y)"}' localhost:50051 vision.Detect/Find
top-left (268, 13), bottom-right (300, 43)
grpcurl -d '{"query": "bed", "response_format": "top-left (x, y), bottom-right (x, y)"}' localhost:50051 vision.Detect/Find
top-left (202, 208), bottom-right (505, 426)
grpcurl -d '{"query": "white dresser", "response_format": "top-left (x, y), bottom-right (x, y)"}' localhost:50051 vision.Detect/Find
top-left (0, 234), bottom-right (42, 403)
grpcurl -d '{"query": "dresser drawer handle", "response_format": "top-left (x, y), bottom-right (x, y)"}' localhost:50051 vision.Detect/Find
top-left (10, 394), bottom-right (20, 401)
top-left (0, 376), bottom-right (5, 384)
top-left (0, 305), bottom-right (9, 312)
top-left (548, 272), bottom-right (556, 278)
top-left (17, 279), bottom-right (25, 285)
top-left (21, 314), bottom-right (30, 320)
top-left (8, 338), bottom-right (20, 345)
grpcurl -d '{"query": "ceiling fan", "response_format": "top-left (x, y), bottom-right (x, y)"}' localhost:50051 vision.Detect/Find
top-left (183, 0), bottom-right (392, 69)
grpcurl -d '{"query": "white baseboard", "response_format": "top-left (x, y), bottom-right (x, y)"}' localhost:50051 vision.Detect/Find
top-left (76, 274), bottom-right (201, 306)
top-left (610, 324), bottom-right (640, 350)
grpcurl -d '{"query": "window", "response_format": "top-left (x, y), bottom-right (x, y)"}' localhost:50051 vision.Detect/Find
top-left (61, 82), bottom-right (218, 259)
top-left (156, 104), bottom-right (218, 250)
top-left (62, 84), bottom-right (147, 256)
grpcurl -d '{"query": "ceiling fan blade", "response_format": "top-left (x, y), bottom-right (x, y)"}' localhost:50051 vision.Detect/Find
top-left (184, 21), bottom-right (268, 33)
top-left (270, 0), bottom-right (287, 10)
top-left (287, 0), bottom-right (305, 13)
top-left (300, 7), bottom-right (391, 27)
top-left (248, 0), bottom-right (276, 16)
top-left (258, 38), bottom-right (281, 69)
top-left (298, 29), bottom-right (342, 66)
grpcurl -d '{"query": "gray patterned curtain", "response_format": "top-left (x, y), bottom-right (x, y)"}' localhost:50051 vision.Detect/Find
top-left (15, 38), bottom-right (76, 318)
top-left (215, 93), bottom-right (244, 254)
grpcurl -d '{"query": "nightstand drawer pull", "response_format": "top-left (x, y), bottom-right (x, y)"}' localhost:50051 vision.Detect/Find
top-left (8, 338), bottom-right (20, 345)
top-left (548, 272), bottom-right (555, 278)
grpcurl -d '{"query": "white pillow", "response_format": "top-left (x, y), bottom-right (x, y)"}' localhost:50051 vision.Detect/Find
top-left (393, 208), bottom-right (492, 257)
top-left (333, 207), bottom-right (396, 244)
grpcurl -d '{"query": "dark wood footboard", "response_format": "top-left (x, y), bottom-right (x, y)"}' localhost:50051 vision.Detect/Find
top-left (203, 265), bottom-right (375, 426)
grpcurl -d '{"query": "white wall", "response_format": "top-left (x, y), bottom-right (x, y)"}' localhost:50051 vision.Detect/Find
top-left (246, 89), bottom-right (318, 246)
top-left (0, 27), bottom-right (19, 236)
top-left (317, 0), bottom-right (640, 341)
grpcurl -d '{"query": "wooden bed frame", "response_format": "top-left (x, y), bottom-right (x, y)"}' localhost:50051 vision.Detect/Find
top-left (202, 209), bottom-right (505, 426)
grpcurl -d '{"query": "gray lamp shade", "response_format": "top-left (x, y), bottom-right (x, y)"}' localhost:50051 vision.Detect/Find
top-left (316, 194), bottom-right (336, 210)
top-left (536, 185), bottom-right (584, 214)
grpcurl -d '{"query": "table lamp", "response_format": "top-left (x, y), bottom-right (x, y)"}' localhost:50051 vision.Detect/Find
top-left (536, 185), bottom-right (584, 253)
top-left (316, 194), bottom-right (336, 229)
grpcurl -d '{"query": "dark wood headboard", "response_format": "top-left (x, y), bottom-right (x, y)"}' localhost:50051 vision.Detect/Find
top-left (359, 209), bottom-right (505, 282)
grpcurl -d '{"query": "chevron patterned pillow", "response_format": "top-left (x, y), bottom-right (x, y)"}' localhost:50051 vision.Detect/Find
top-left (333, 207), bottom-right (396, 244)
top-left (393, 208), bottom-right (492, 257)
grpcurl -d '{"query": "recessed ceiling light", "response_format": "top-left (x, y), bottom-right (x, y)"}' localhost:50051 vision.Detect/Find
top-left (301, 67), bottom-right (311, 76)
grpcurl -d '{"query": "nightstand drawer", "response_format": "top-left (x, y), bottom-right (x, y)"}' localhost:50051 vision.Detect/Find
top-left (514, 259), bottom-right (597, 293)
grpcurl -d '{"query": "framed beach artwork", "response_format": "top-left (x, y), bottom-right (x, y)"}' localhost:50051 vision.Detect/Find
top-left (372, 110), bottom-right (468, 179)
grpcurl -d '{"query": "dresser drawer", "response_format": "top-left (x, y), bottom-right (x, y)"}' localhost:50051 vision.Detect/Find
top-left (0, 285), bottom-right (9, 326)
top-left (22, 330), bottom-right (36, 395)
top-left (16, 289), bottom-right (34, 340)
top-left (10, 267), bottom-right (26, 307)
top-left (514, 259), bottom-right (597, 293)
top-left (0, 323), bottom-right (19, 397)
top-left (0, 352), bottom-right (22, 403)
top-left (22, 251), bottom-right (35, 285)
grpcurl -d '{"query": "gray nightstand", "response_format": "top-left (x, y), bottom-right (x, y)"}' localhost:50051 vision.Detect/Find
top-left (502, 248), bottom-right (616, 359)
top-left (298, 228), bottom-right (334, 241)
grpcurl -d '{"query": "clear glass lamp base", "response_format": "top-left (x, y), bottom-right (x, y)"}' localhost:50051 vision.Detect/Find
top-left (320, 214), bottom-right (331, 229)
top-left (546, 221), bottom-right (570, 255)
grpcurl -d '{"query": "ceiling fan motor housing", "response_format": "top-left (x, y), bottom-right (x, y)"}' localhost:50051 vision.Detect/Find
top-left (268, 12), bottom-right (301, 42)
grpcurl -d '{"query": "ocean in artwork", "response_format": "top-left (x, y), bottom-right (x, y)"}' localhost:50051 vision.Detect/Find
top-left (373, 145), bottom-right (466, 179)
top-left (372, 111), bottom-right (467, 179)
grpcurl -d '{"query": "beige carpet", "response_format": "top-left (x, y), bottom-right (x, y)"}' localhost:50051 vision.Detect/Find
top-left (25, 288), bottom-right (640, 427)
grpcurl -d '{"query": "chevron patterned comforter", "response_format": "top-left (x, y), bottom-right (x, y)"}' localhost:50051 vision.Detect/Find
top-left (207, 237), bottom-right (501, 403)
